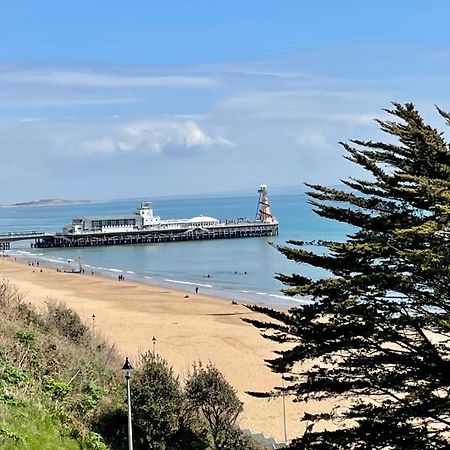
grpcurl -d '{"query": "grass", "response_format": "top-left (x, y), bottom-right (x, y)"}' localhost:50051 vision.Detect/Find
top-left (0, 281), bottom-right (126, 449)
top-left (0, 404), bottom-right (80, 450)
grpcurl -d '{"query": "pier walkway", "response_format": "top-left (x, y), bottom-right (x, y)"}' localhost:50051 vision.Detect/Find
top-left (0, 222), bottom-right (278, 250)
top-left (0, 231), bottom-right (54, 250)
top-left (33, 223), bottom-right (278, 248)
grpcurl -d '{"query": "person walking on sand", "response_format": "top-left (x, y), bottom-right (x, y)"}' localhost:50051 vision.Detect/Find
top-left (195, 286), bottom-right (199, 294)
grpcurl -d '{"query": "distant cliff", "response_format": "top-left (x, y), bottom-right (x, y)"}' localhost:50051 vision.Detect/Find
top-left (11, 199), bottom-right (91, 207)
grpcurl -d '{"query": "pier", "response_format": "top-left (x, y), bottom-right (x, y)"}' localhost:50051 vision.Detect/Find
top-left (32, 222), bottom-right (278, 248)
top-left (1, 186), bottom-right (279, 250)
top-left (0, 231), bottom-right (51, 250)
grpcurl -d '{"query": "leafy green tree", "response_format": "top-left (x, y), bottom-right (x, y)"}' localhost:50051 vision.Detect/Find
top-left (246, 103), bottom-right (450, 449)
top-left (131, 353), bottom-right (184, 449)
top-left (214, 427), bottom-right (263, 450)
top-left (185, 363), bottom-right (243, 447)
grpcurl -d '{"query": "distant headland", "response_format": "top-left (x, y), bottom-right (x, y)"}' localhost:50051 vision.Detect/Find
top-left (9, 199), bottom-right (91, 207)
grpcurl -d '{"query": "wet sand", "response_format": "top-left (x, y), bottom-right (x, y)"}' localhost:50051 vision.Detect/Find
top-left (0, 256), bottom-right (331, 442)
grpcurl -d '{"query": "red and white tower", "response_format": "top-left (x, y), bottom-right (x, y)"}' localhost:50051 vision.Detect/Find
top-left (256, 185), bottom-right (276, 223)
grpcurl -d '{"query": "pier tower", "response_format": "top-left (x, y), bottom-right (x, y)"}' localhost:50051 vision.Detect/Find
top-left (137, 202), bottom-right (160, 226)
top-left (256, 185), bottom-right (275, 224)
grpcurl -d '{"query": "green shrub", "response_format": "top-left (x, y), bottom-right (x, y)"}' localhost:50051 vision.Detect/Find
top-left (43, 375), bottom-right (72, 400)
top-left (14, 329), bottom-right (35, 346)
top-left (45, 301), bottom-right (89, 344)
top-left (85, 431), bottom-right (109, 450)
top-left (132, 353), bottom-right (184, 449)
top-left (215, 427), bottom-right (261, 450)
top-left (1, 364), bottom-right (27, 385)
top-left (0, 379), bottom-right (21, 405)
top-left (81, 381), bottom-right (103, 411)
top-left (185, 362), bottom-right (243, 445)
top-left (0, 427), bottom-right (25, 444)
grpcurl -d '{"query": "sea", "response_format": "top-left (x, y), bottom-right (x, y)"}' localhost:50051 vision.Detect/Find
top-left (0, 191), bottom-right (349, 308)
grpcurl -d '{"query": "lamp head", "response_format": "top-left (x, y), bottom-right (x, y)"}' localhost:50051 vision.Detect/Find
top-left (122, 357), bottom-right (133, 379)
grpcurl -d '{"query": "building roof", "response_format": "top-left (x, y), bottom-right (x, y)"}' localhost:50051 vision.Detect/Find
top-left (82, 214), bottom-right (140, 221)
top-left (187, 216), bottom-right (219, 223)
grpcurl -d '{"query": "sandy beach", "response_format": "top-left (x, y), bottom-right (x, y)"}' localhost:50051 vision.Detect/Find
top-left (0, 256), bottom-right (329, 442)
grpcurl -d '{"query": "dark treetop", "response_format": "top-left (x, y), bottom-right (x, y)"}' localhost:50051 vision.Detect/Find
top-left (246, 103), bottom-right (450, 449)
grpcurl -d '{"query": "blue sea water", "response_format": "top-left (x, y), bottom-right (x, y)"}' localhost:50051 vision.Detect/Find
top-left (0, 192), bottom-right (349, 307)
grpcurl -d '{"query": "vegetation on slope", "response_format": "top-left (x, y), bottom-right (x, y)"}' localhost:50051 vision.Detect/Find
top-left (0, 281), bottom-right (124, 449)
top-left (0, 280), bottom-right (262, 449)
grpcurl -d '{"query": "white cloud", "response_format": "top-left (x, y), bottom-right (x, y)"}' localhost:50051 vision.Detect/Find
top-left (18, 117), bottom-right (47, 123)
top-left (80, 137), bottom-right (117, 154)
top-left (329, 113), bottom-right (378, 124)
top-left (1, 70), bottom-right (217, 88)
top-left (219, 89), bottom-right (368, 109)
top-left (296, 134), bottom-right (333, 150)
top-left (0, 96), bottom-right (138, 108)
top-left (80, 119), bottom-right (233, 156)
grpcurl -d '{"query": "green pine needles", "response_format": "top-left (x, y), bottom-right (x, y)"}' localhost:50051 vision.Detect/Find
top-left (246, 103), bottom-right (450, 449)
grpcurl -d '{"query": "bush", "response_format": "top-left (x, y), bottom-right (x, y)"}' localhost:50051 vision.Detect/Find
top-left (1, 364), bottom-right (27, 385)
top-left (215, 427), bottom-right (262, 450)
top-left (45, 300), bottom-right (89, 344)
top-left (14, 330), bottom-right (35, 346)
top-left (43, 375), bottom-right (72, 401)
top-left (185, 362), bottom-right (243, 445)
top-left (131, 353), bottom-right (184, 449)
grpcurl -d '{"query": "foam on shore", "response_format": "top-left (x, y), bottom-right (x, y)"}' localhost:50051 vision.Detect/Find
top-left (6, 249), bottom-right (302, 307)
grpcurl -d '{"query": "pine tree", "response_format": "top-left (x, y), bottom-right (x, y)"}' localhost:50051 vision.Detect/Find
top-left (246, 103), bottom-right (450, 449)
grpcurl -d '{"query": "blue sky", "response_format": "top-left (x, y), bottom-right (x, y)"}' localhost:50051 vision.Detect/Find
top-left (1, 1), bottom-right (450, 202)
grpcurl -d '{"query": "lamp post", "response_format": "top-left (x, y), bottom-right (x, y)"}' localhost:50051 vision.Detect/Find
top-left (282, 373), bottom-right (288, 443)
top-left (92, 314), bottom-right (95, 331)
top-left (122, 357), bottom-right (134, 450)
top-left (152, 336), bottom-right (156, 356)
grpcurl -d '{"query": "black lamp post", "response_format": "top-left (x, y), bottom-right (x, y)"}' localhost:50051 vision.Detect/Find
top-left (152, 336), bottom-right (156, 355)
top-left (282, 373), bottom-right (288, 443)
top-left (122, 357), bottom-right (134, 450)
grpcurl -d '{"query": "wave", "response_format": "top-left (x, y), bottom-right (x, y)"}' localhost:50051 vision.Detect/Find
top-left (287, 297), bottom-right (312, 304)
top-left (268, 294), bottom-right (290, 300)
top-left (41, 257), bottom-right (69, 264)
top-left (164, 278), bottom-right (213, 288)
top-left (14, 250), bottom-right (34, 256)
top-left (7, 250), bottom-right (302, 307)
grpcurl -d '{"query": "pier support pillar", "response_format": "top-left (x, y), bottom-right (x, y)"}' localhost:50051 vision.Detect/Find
top-left (0, 242), bottom-right (10, 251)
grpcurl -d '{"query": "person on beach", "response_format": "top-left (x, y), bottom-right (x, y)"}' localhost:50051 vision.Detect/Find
top-left (195, 286), bottom-right (199, 294)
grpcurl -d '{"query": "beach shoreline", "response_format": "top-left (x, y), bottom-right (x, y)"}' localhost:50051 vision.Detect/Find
top-left (0, 255), bottom-right (328, 442)
top-left (7, 247), bottom-right (305, 309)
